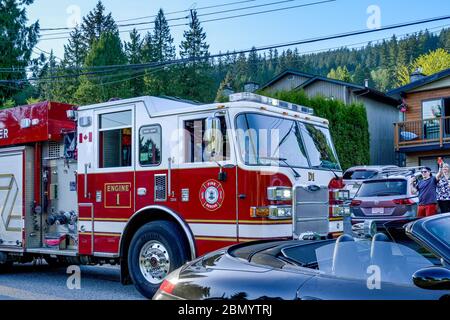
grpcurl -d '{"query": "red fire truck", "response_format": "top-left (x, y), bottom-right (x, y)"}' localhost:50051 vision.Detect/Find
top-left (0, 93), bottom-right (348, 298)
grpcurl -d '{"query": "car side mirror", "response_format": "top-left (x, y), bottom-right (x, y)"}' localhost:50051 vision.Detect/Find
top-left (413, 267), bottom-right (450, 290)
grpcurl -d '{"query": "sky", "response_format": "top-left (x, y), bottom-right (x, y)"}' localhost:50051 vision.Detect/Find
top-left (26, 0), bottom-right (450, 61)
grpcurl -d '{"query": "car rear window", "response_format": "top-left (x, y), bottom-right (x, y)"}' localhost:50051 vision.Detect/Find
top-left (343, 170), bottom-right (377, 180)
top-left (357, 179), bottom-right (407, 197)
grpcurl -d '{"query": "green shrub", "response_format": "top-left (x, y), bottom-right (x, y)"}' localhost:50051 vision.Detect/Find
top-left (261, 90), bottom-right (370, 170)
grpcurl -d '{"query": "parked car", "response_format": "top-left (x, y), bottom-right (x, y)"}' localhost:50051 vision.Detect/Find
top-left (350, 176), bottom-right (419, 228)
top-left (343, 165), bottom-right (399, 198)
top-left (153, 214), bottom-right (450, 300)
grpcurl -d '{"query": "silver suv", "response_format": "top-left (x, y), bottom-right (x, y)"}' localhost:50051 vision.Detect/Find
top-left (343, 165), bottom-right (399, 198)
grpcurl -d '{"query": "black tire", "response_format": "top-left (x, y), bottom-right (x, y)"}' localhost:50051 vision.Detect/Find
top-left (128, 220), bottom-right (189, 299)
top-left (0, 261), bottom-right (13, 274)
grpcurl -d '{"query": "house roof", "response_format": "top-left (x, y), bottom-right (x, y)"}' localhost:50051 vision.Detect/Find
top-left (387, 68), bottom-right (450, 98)
top-left (260, 68), bottom-right (399, 106)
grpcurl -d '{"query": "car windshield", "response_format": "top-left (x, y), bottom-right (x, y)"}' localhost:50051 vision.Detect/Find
top-left (356, 179), bottom-right (407, 197)
top-left (235, 113), bottom-right (341, 170)
top-left (343, 170), bottom-right (377, 180)
top-left (426, 217), bottom-right (450, 247)
top-left (283, 240), bottom-right (435, 286)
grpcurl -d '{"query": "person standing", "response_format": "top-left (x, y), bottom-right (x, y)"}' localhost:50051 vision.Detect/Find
top-left (436, 163), bottom-right (450, 213)
top-left (411, 167), bottom-right (438, 217)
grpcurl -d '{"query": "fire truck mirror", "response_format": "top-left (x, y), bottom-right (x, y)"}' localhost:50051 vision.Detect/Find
top-left (204, 116), bottom-right (222, 159)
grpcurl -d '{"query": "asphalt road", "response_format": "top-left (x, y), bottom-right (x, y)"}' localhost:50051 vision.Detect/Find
top-left (0, 262), bottom-right (144, 300)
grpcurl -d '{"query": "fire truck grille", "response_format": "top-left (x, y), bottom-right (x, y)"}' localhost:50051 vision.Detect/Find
top-left (154, 174), bottom-right (167, 202)
top-left (293, 184), bottom-right (329, 238)
top-left (48, 142), bottom-right (61, 159)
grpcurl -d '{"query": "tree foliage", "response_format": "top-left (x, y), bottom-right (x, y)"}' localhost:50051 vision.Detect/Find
top-left (0, 0), bottom-right (39, 104)
top-left (395, 48), bottom-right (450, 86)
top-left (75, 32), bottom-right (131, 104)
top-left (327, 66), bottom-right (352, 82)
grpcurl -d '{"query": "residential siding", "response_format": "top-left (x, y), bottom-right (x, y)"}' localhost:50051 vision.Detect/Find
top-left (406, 150), bottom-right (450, 169)
top-left (265, 75), bottom-right (310, 94)
top-left (303, 81), bottom-right (349, 103)
top-left (358, 96), bottom-right (401, 165)
top-left (404, 87), bottom-right (450, 122)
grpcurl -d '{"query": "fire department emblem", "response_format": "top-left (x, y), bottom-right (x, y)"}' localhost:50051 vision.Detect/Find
top-left (199, 179), bottom-right (225, 211)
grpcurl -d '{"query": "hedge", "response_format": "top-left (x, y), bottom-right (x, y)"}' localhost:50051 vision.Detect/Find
top-left (261, 90), bottom-right (370, 170)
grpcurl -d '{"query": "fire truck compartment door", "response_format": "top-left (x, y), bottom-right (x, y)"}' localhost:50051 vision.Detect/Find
top-left (0, 148), bottom-right (28, 248)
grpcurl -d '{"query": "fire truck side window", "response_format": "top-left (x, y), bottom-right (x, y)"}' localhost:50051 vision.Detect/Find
top-left (99, 110), bottom-right (132, 168)
top-left (184, 117), bottom-right (230, 163)
top-left (139, 125), bottom-right (162, 166)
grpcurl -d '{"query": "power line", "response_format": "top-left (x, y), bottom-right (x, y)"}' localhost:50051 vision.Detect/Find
top-left (116, 0), bottom-right (259, 23)
top-left (39, 0), bottom-right (259, 32)
top-left (9, 23), bottom-right (450, 89)
top-left (2, 15), bottom-right (449, 84)
top-left (38, 0), bottom-right (336, 40)
top-left (4, 23), bottom-right (447, 75)
top-left (199, 0), bottom-right (335, 24)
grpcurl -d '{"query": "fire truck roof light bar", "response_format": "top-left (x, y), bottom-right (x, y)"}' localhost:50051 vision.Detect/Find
top-left (229, 92), bottom-right (314, 115)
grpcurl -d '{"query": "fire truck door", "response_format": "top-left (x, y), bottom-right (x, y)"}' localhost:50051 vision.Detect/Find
top-left (177, 113), bottom-right (238, 254)
top-left (0, 147), bottom-right (29, 248)
top-left (92, 106), bottom-right (135, 253)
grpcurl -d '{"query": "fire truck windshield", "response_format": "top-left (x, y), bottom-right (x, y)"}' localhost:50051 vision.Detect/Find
top-left (236, 113), bottom-right (341, 171)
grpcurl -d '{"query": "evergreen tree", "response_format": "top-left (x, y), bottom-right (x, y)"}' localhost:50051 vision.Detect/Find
top-left (125, 29), bottom-right (143, 64)
top-left (125, 29), bottom-right (144, 96)
top-left (247, 47), bottom-right (259, 82)
top-left (75, 32), bottom-right (131, 104)
top-left (0, 0), bottom-right (39, 104)
top-left (177, 10), bottom-right (214, 102)
top-left (179, 10), bottom-right (209, 61)
top-left (64, 26), bottom-right (87, 68)
top-left (144, 9), bottom-right (176, 96)
top-left (81, 1), bottom-right (117, 46)
top-left (152, 9), bottom-right (176, 62)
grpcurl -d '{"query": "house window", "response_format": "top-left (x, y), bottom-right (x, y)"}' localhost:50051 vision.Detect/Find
top-left (99, 110), bottom-right (132, 168)
top-left (422, 99), bottom-right (443, 119)
top-left (139, 125), bottom-right (162, 166)
top-left (184, 117), bottom-right (230, 163)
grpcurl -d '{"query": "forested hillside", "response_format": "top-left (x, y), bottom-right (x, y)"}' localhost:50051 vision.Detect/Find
top-left (1, 0), bottom-right (449, 108)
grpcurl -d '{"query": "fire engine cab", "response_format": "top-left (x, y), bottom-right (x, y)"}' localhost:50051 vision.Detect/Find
top-left (0, 93), bottom-right (348, 298)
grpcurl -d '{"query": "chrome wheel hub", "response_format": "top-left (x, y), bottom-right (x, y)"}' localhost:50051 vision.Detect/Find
top-left (139, 240), bottom-right (170, 284)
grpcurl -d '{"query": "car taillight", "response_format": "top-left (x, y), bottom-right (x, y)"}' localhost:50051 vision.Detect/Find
top-left (350, 200), bottom-right (362, 207)
top-left (159, 279), bottom-right (176, 294)
top-left (329, 177), bottom-right (345, 217)
top-left (393, 198), bottom-right (415, 205)
top-left (329, 177), bottom-right (345, 189)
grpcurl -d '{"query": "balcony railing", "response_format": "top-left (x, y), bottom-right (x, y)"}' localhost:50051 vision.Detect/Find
top-left (395, 116), bottom-right (450, 150)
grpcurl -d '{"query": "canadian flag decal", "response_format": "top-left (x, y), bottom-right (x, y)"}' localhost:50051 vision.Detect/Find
top-left (79, 132), bottom-right (92, 143)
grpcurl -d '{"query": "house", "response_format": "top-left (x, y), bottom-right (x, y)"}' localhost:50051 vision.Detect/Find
top-left (388, 68), bottom-right (450, 171)
top-left (260, 69), bottom-right (401, 165)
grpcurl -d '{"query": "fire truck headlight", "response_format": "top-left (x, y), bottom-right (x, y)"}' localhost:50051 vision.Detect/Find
top-left (250, 206), bottom-right (292, 219)
top-left (267, 187), bottom-right (292, 201)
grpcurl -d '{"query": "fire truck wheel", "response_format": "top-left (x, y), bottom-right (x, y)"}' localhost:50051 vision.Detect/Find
top-left (45, 257), bottom-right (68, 268)
top-left (128, 220), bottom-right (189, 298)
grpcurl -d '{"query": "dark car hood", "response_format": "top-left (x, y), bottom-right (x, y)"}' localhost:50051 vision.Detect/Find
top-left (171, 241), bottom-right (315, 300)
